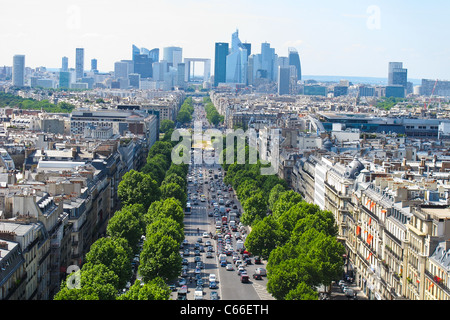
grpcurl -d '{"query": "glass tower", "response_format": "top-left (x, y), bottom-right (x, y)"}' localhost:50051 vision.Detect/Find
top-left (214, 42), bottom-right (229, 87)
top-left (75, 48), bottom-right (84, 79)
top-left (226, 30), bottom-right (248, 84)
top-left (12, 55), bottom-right (25, 87)
top-left (288, 47), bottom-right (301, 81)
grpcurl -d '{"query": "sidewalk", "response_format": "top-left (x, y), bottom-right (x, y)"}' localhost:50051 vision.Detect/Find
top-left (329, 281), bottom-right (368, 300)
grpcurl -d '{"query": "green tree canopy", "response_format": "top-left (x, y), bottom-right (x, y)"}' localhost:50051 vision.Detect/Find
top-left (84, 237), bottom-right (132, 290)
top-left (139, 231), bottom-right (182, 282)
top-left (118, 170), bottom-right (161, 210)
top-left (118, 278), bottom-right (171, 300)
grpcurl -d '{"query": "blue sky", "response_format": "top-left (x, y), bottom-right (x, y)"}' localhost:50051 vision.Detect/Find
top-left (1, 0), bottom-right (449, 80)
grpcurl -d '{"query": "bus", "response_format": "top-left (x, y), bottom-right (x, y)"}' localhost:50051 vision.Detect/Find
top-left (185, 202), bottom-right (191, 214)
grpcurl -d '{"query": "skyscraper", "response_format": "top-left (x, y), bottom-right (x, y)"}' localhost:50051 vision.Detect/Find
top-left (163, 47), bottom-right (182, 67)
top-left (61, 56), bottom-right (69, 72)
top-left (288, 47), bottom-right (301, 81)
top-left (134, 54), bottom-right (153, 79)
top-left (388, 62), bottom-right (407, 88)
top-left (91, 59), bottom-right (98, 72)
top-left (226, 30), bottom-right (248, 84)
top-left (12, 55), bottom-right (25, 87)
top-left (214, 42), bottom-right (229, 87)
top-left (75, 48), bottom-right (84, 79)
top-left (278, 66), bottom-right (290, 95)
top-left (114, 61), bottom-right (129, 79)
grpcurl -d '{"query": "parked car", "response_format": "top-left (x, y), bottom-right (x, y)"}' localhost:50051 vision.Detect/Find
top-left (210, 291), bottom-right (219, 300)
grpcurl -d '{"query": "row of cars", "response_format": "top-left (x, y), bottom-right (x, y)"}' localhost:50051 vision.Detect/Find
top-left (338, 280), bottom-right (357, 299)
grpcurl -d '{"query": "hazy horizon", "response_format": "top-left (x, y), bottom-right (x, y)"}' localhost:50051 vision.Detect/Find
top-left (2, 0), bottom-right (450, 81)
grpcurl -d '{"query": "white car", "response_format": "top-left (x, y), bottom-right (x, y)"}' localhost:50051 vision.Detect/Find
top-left (202, 232), bottom-right (209, 238)
top-left (209, 274), bottom-right (216, 283)
top-left (226, 263), bottom-right (234, 271)
top-left (255, 268), bottom-right (267, 276)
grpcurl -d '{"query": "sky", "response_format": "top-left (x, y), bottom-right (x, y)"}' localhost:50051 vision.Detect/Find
top-left (1, 0), bottom-right (450, 80)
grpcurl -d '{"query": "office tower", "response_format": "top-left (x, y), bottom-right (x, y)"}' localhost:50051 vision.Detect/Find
top-left (75, 48), bottom-right (84, 79)
top-left (132, 44), bottom-right (140, 60)
top-left (91, 59), bottom-right (97, 72)
top-left (261, 42), bottom-right (276, 82)
top-left (12, 55), bottom-right (25, 87)
top-left (148, 48), bottom-right (159, 63)
top-left (114, 61), bottom-right (129, 79)
top-left (134, 54), bottom-right (152, 79)
top-left (278, 66), bottom-right (290, 95)
top-left (163, 47), bottom-right (182, 67)
top-left (177, 63), bottom-right (186, 88)
top-left (214, 42), bottom-right (229, 87)
top-left (388, 62), bottom-right (407, 88)
top-left (226, 30), bottom-right (248, 84)
top-left (59, 71), bottom-right (71, 89)
top-left (128, 73), bottom-right (140, 88)
top-left (61, 56), bottom-right (69, 72)
top-left (288, 47), bottom-right (301, 81)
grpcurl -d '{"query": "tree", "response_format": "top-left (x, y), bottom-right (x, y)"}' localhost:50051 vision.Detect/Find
top-left (236, 179), bottom-right (259, 202)
top-left (160, 119), bottom-right (175, 134)
top-left (84, 237), bottom-right (132, 290)
top-left (271, 190), bottom-right (303, 220)
top-left (285, 282), bottom-right (318, 300)
top-left (266, 258), bottom-right (315, 300)
top-left (118, 170), bottom-right (160, 210)
top-left (54, 263), bottom-right (119, 300)
top-left (139, 232), bottom-right (182, 282)
top-left (106, 206), bottom-right (143, 253)
top-left (162, 172), bottom-right (187, 191)
top-left (118, 278), bottom-right (171, 300)
top-left (144, 198), bottom-right (184, 227)
top-left (176, 110), bottom-right (192, 124)
top-left (241, 191), bottom-right (268, 226)
top-left (244, 216), bottom-right (286, 260)
top-left (268, 184), bottom-right (287, 211)
top-left (147, 141), bottom-right (173, 164)
top-left (146, 216), bottom-right (184, 245)
top-left (160, 182), bottom-right (187, 207)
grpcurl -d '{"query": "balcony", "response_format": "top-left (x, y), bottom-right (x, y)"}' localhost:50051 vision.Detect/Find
top-left (424, 270), bottom-right (450, 296)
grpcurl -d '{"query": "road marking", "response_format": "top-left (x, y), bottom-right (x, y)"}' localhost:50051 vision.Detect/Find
top-left (252, 281), bottom-right (275, 300)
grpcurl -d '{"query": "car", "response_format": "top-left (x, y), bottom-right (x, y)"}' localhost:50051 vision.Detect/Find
top-left (169, 284), bottom-right (177, 291)
top-left (205, 240), bottom-right (212, 246)
top-left (209, 281), bottom-right (218, 289)
top-left (240, 274), bottom-right (250, 283)
top-left (183, 239), bottom-right (189, 246)
top-left (253, 273), bottom-right (262, 280)
top-left (220, 260), bottom-right (227, 267)
top-left (254, 256), bottom-right (261, 264)
top-left (194, 250), bottom-right (200, 256)
top-left (197, 237), bottom-right (202, 243)
top-left (203, 232), bottom-right (209, 238)
top-left (226, 263), bottom-right (234, 271)
top-left (209, 274), bottom-right (216, 283)
top-left (177, 293), bottom-right (187, 300)
top-left (178, 285), bottom-right (188, 294)
top-left (345, 289), bottom-right (355, 298)
top-left (194, 289), bottom-right (203, 300)
top-left (210, 291), bottom-right (219, 300)
top-left (207, 246), bottom-right (214, 252)
top-left (197, 279), bottom-right (204, 287)
top-left (206, 252), bottom-right (213, 258)
top-left (237, 266), bottom-right (246, 275)
top-left (195, 267), bottom-right (201, 274)
top-left (182, 258), bottom-right (188, 265)
top-left (179, 278), bottom-right (187, 286)
top-left (255, 268), bottom-right (267, 276)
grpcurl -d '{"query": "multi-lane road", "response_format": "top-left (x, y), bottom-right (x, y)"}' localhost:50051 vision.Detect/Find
top-left (170, 100), bottom-right (274, 301)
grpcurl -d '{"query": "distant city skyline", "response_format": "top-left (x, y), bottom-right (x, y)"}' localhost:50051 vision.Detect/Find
top-left (1, 0), bottom-right (450, 80)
